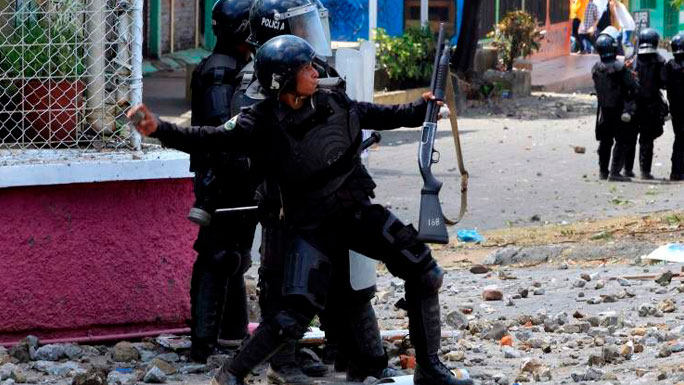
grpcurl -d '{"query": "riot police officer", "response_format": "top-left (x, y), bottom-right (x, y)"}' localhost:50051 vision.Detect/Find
top-left (623, 28), bottom-right (668, 179)
top-left (591, 28), bottom-right (637, 182)
top-left (186, 0), bottom-right (255, 363)
top-left (130, 35), bottom-right (473, 385)
top-left (235, 1), bottom-right (398, 383)
top-left (663, 33), bottom-right (684, 181)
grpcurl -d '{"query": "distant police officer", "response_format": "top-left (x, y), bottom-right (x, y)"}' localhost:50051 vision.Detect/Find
top-left (624, 28), bottom-right (668, 179)
top-left (186, 0), bottom-right (255, 363)
top-left (663, 33), bottom-right (684, 181)
top-left (233, 1), bottom-right (398, 384)
top-left (130, 35), bottom-right (473, 385)
top-left (591, 27), bottom-right (637, 181)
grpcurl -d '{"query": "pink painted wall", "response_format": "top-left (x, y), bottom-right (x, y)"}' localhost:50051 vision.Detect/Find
top-left (0, 179), bottom-right (198, 345)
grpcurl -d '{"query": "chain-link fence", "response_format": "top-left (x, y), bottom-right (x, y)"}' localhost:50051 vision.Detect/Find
top-left (0, 0), bottom-right (142, 150)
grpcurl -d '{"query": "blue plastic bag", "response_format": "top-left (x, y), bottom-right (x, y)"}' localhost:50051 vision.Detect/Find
top-left (457, 229), bottom-right (485, 243)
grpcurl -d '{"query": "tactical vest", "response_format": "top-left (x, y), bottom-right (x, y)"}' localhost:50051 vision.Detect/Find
top-left (230, 62), bottom-right (264, 116)
top-left (636, 55), bottom-right (665, 101)
top-left (190, 53), bottom-right (238, 126)
top-left (274, 88), bottom-right (362, 203)
top-left (666, 59), bottom-right (684, 106)
top-left (592, 61), bottom-right (626, 109)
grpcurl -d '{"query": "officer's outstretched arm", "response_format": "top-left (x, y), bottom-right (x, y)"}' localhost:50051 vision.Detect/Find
top-left (128, 104), bottom-right (254, 153)
top-left (355, 92), bottom-right (437, 131)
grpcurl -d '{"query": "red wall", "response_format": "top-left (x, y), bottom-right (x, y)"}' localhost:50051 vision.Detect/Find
top-left (0, 179), bottom-right (197, 345)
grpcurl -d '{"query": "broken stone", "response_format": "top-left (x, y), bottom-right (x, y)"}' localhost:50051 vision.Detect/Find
top-left (0, 364), bottom-right (24, 383)
top-left (533, 288), bottom-right (545, 295)
top-left (518, 288), bottom-right (529, 298)
top-left (655, 271), bottom-right (674, 286)
top-left (594, 280), bottom-right (605, 290)
top-left (147, 359), bottom-right (175, 375)
top-left (657, 298), bottom-right (676, 313)
top-left (572, 279), bottom-right (586, 288)
top-left (584, 367), bottom-right (605, 381)
top-left (143, 366), bottom-right (166, 383)
top-left (520, 358), bottom-right (542, 374)
top-left (106, 370), bottom-right (136, 385)
top-left (617, 277), bottom-right (631, 287)
top-left (505, 296), bottom-right (514, 306)
top-left (445, 351), bottom-right (465, 362)
top-left (446, 310), bottom-right (469, 330)
top-left (601, 294), bottom-right (617, 303)
top-left (72, 368), bottom-right (107, 385)
top-left (638, 303), bottom-right (657, 317)
top-left (587, 296), bottom-right (602, 304)
top-left (581, 273), bottom-right (592, 282)
top-left (35, 344), bottom-right (66, 361)
top-left (178, 364), bottom-right (207, 374)
top-left (470, 265), bottom-right (490, 274)
top-left (482, 286), bottom-right (503, 301)
top-left (620, 341), bottom-right (634, 358)
top-left (602, 346), bottom-right (621, 363)
top-left (502, 346), bottom-right (522, 359)
top-left (484, 323), bottom-right (508, 340)
top-left (34, 361), bottom-right (83, 377)
top-left (658, 345), bottom-right (672, 358)
top-left (8, 336), bottom-right (37, 363)
top-left (112, 342), bottom-right (140, 362)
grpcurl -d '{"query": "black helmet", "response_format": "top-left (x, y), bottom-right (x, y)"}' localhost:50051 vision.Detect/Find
top-left (255, 35), bottom-right (316, 96)
top-left (212, 0), bottom-right (252, 43)
top-left (672, 33), bottom-right (684, 56)
top-left (248, 0), bottom-right (332, 56)
top-left (638, 28), bottom-right (660, 55)
top-left (596, 34), bottom-right (618, 61)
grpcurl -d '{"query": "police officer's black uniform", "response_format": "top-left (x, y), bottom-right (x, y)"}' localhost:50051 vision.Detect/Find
top-left (187, 0), bottom-right (255, 363)
top-left (591, 32), bottom-right (638, 181)
top-left (151, 36), bottom-right (471, 385)
top-left (624, 28), bottom-right (668, 179)
top-left (234, 1), bottom-right (395, 382)
top-left (662, 33), bottom-right (684, 181)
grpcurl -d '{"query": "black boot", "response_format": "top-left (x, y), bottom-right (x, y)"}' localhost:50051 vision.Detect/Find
top-left (639, 141), bottom-right (655, 179)
top-left (266, 343), bottom-right (315, 385)
top-left (608, 143), bottom-right (631, 182)
top-left (190, 257), bottom-right (228, 363)
top-left (218, 265), bottom-right (249, 342)
top-left (597, 139), bottom-right (612, 180)
top-left (406, 290), bottom-right (473, 385)
top-left (210, 366), bottom-right (244, 385)
top-left (345, 302), bottom-right (400, 382)
top-left (623, 138), bottom-right (636, 177)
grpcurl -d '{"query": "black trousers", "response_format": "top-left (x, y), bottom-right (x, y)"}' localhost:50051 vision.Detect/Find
top-left (672, 115), bottom-right (684, 176)
top-left (190, 170), bottom-right (258, 351)
top-left (228, 204), bottom-right (442, 378)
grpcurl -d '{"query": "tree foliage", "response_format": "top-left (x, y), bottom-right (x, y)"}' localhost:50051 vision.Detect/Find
top-left (488, 10), bottom-right (544, 71)
top-left (374, 27), bottom-right (436, 85)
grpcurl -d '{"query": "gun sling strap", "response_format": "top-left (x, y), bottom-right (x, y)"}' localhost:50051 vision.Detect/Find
top-left (444, 69), bottom-right (469, 226)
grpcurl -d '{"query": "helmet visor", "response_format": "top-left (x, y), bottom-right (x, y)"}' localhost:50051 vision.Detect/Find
top-left (279, 4), bottom-right (333, 57)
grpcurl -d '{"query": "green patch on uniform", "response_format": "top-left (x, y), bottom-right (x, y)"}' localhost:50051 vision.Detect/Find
top-left (224, 115), bottom-right (238, 131)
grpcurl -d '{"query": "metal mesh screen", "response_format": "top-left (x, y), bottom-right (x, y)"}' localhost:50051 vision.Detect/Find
top-left (0, 0), bottom-right (142, 150)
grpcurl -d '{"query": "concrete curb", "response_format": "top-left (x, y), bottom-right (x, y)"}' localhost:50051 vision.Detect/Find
top-left (484, 241), bottom-right (659, 266)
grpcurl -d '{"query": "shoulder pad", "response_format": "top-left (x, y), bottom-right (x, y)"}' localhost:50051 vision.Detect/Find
top-left (201, 54), bottom-right (238, 75)
top-left (317, 77), bottom-right (345, 90)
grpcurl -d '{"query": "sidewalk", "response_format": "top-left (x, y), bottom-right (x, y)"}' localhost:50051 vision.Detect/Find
top-left (531, 53), bottom-right (599, 92)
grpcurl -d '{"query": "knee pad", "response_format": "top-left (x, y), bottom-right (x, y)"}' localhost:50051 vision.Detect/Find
top-left (282, 238), bottom-right (332, 310)
top-left (380, 209), bottom-right (431, 264)
top-left (272, 310), bottom-right (312, 340)
top-left (416, 262), bottom-right (444, 296)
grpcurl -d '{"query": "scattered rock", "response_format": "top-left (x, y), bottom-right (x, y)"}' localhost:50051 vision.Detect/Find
top-left (594, 280), bottom-right (605, 290)
top-left (573, 146), bottom-right (586, 154)
top-left (657, 298), bottom-right (676, 313)
top-left (587, 296), bottom-right (602, 304)
top-left (482, 286), bottom-right (503, 301)
top-left (143, 367), bottom-right (166, 383)
top-left (638, 303), bottom-right (657, 317)
top-left (446, 310), bottom-right (469, 330)
top-left (580, 273), bottom-right (591, 282)
top-left (35, 344), bottom-right (66, 361)
top-left (470, 265), bottom-right (490, 274)
top-left (617, 277), bottom-right (631, 287)
top-left (34, 361), bottom-right (83, 377)
top-left (655, 271), bottom-right (674, 286)
top-left (147, 359), bottom-right (175, 375)
top-left (106, 370), bottom-right (136, 385)
top-left (72, 368), bottom-right (107, 385)
top-left (518, 288), bottom-right (529, 298)
top-left (658, 345), bottom-right (672, 358)
top-left (8, 336), bottom-right (37, 363)
top-left (445, 351), bottom-right (465, 362)
top-left (533, 288), bottom-right (545, 295)
top-left (572, 279), bottom-right (586, 288)
top-left (484, 323), bottom-right (508, 340)
top-left (112, 342), bottom-right (140, 362)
